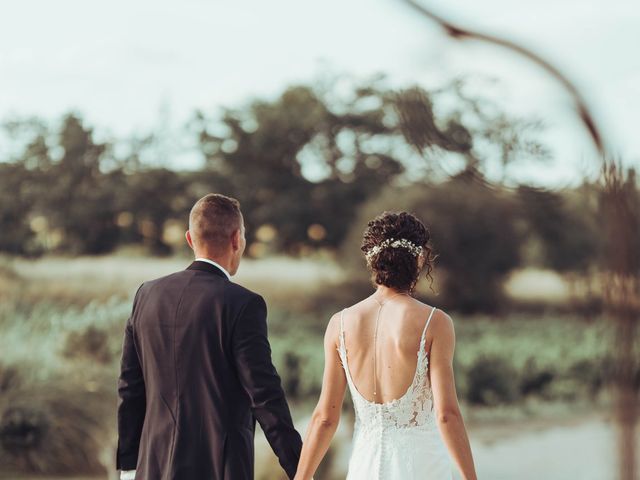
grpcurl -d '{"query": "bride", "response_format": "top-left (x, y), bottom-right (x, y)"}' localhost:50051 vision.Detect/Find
top-left (294, 211), bottom-right (478, 480)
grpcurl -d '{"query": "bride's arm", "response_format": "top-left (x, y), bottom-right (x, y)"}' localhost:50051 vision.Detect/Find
top-left (294, 313), bottom-right (347, 480)
top-left (429, 311), bottom-right (478, 480)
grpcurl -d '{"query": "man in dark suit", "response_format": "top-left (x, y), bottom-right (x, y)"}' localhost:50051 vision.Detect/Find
top-left (117, 193), bottom-right (303, 480)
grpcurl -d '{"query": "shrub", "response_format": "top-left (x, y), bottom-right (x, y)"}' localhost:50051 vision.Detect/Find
top-left (270, 327), bottom-right (325, 403)
top-left (345, 177), bottom-right (524, 313)
top-left (519, 357), bottom-right (555, 397)
top-left (465, 354), bottom-right (520, 406)
top-left (0, 381), bottom-right (111, 475)
top-left (0, 364), bottom-right (21, 395)
top-left (62, 325), bottom-right (113, 365)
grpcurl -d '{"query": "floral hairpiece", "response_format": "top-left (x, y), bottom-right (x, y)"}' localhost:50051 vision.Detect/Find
top-left (365, 237), bottom-right (423, 261)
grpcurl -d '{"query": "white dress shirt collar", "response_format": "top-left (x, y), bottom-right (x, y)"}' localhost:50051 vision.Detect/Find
top-left (194, 258), bottom-right (231, 280)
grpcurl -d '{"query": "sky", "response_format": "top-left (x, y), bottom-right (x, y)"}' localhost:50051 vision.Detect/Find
top-left (0, 0), bottom-right (638, 187)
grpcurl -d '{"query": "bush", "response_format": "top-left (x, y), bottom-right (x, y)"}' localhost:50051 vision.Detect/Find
top-left (345, 176), bottom-right (524, 313)
top-left (271, 330), bottom-right (325, 403)
top-left (0, 380), bottom-right (112, 475)
top-left (519, 356), bottom-right (555, 397)
top-left (465, 354), bottom-right (520, 406)
top-left (564, 354), bottom-right (626, 399)
top-left (62, 325), bottom-right (113, 365)
top-left (0, 364), bottom-right (21, 395)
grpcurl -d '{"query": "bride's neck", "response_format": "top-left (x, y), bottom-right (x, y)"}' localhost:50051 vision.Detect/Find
top-left (373, 284), bottom-right (411, 300)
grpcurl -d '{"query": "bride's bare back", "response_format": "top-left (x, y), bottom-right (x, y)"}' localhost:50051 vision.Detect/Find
top-left (341, 295), bottom-right (436, 404)
top-left (294, 210), bottom-right (477, 480)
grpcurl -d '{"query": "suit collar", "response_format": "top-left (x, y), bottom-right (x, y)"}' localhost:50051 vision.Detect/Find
top-left (194, 258), bottom-right (231, 279)
top-left (187, 260), bottom-right (230, 280)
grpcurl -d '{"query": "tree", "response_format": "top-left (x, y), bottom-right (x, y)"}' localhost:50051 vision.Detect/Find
top-left (348, 170), bottom-right (524, 313)
top-left (117, 168), bottom-right (188, 255)
top-left (415, 173), bottom-right (523, 312)
top-left (0, 76), bottom-right (554, 259)
top-left (0, 163), bottom-right (39, 255)
top-left (192, 78), bottom-right (504, 255)
top-left (517, 185), bottom-right (600, 273)
top-left (194, 84), bottom-right (405, 254)
top-left (37, 114), bottom-right (121, 254)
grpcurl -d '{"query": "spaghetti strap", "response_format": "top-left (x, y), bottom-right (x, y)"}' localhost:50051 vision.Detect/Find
top-left (338, 308), bottom-right (347, 352)
top-left (420, 306), bottom-right (437, 344)
top-left (337, 308), bottom-right (349, 371)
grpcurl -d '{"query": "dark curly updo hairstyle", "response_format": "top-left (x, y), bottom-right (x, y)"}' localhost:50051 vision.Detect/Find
top-left (361, 211), bottom-right (437, 293)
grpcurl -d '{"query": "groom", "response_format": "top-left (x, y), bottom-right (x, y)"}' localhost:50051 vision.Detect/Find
top-left (116, 193), bottom-right (303, 479)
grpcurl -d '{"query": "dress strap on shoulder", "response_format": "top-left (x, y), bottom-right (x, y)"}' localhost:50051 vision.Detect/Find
top-left (338, 308), bottom-right (347, 347)
top-left (420, 306), bottom-right (437, 343)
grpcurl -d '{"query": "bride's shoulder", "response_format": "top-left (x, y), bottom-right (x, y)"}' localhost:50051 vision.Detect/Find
top-left (425, 306), bottom-right (456, 342)
top-left (323, 310), bottom-right (347, 347)
top-left (413, 302), bottom-right (455, 332)
top-left (324, 300), bottom-right (366, 333)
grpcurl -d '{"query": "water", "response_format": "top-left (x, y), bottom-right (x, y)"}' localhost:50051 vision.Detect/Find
top-left (458, 414), bottom-right (631, 480)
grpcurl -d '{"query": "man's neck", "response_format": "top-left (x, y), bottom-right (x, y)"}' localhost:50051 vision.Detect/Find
top-left (194, 257), bottom-right (232, 279)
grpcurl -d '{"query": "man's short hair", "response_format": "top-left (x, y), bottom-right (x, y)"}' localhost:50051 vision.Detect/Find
top-left (189, 194), bottom-right (242, 251)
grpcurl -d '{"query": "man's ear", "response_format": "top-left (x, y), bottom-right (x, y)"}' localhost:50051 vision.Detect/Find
top-left (185, 230), bottom-right (194, 250)
top-left (230, 228), bottom-right (241, 251)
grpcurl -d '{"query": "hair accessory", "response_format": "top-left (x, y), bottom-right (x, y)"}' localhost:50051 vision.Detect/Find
top-left (365, 237), bottom-right (423, 261)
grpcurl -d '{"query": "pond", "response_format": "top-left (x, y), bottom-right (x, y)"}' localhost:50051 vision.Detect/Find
top-left (459, 412), bottom-right (629, 480)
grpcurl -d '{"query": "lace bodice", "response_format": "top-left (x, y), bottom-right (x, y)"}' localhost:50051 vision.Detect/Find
top-left (337, 306), bottom-right (438, 436)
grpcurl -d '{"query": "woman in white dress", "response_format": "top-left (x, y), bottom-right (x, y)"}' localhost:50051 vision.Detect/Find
top-left (294, 211), bottom-right (478, 480)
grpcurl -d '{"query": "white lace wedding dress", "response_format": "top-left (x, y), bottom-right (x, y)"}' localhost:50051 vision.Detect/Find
top-left (338, 306), bottom-right (454, 479)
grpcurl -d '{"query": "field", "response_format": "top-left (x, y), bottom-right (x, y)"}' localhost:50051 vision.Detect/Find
top-left (0, 254), bottom-right (618, 479)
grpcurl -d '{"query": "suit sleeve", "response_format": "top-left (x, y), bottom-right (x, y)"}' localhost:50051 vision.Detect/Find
top-left (231, 294), bottom-right (303, 479)
top-left (116, 285), bottom-right (146, 471)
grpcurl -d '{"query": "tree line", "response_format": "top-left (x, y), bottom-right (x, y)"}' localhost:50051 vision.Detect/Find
top-left (1, 76), bottom-right (636, 311)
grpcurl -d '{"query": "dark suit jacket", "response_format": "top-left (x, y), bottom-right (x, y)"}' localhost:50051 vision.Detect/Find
top-left (116, 260), bottom-right (303, 479)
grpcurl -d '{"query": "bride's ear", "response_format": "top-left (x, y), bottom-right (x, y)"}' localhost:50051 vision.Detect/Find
top-left (418, 252), bottom-right (426, 269)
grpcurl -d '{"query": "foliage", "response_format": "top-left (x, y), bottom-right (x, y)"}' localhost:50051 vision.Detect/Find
top-left (0, 76), bottom-right (554, 259)
top-left (0, 163), bottom-right (40, 255)
top-left (415, 174), bottom-right (523, 312)
top-left (517, 185), bottom-right (601, 273)
top-left (0, 380), bottom-right (111, 475)
top-left (465, 355), bottom-right (520, 405)
top-left (267, 301), bottom-right (617, 406)
top-left (63, 325), bottom-right (114, 365)
top-left (346, 171), bottom-right (524, 312)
